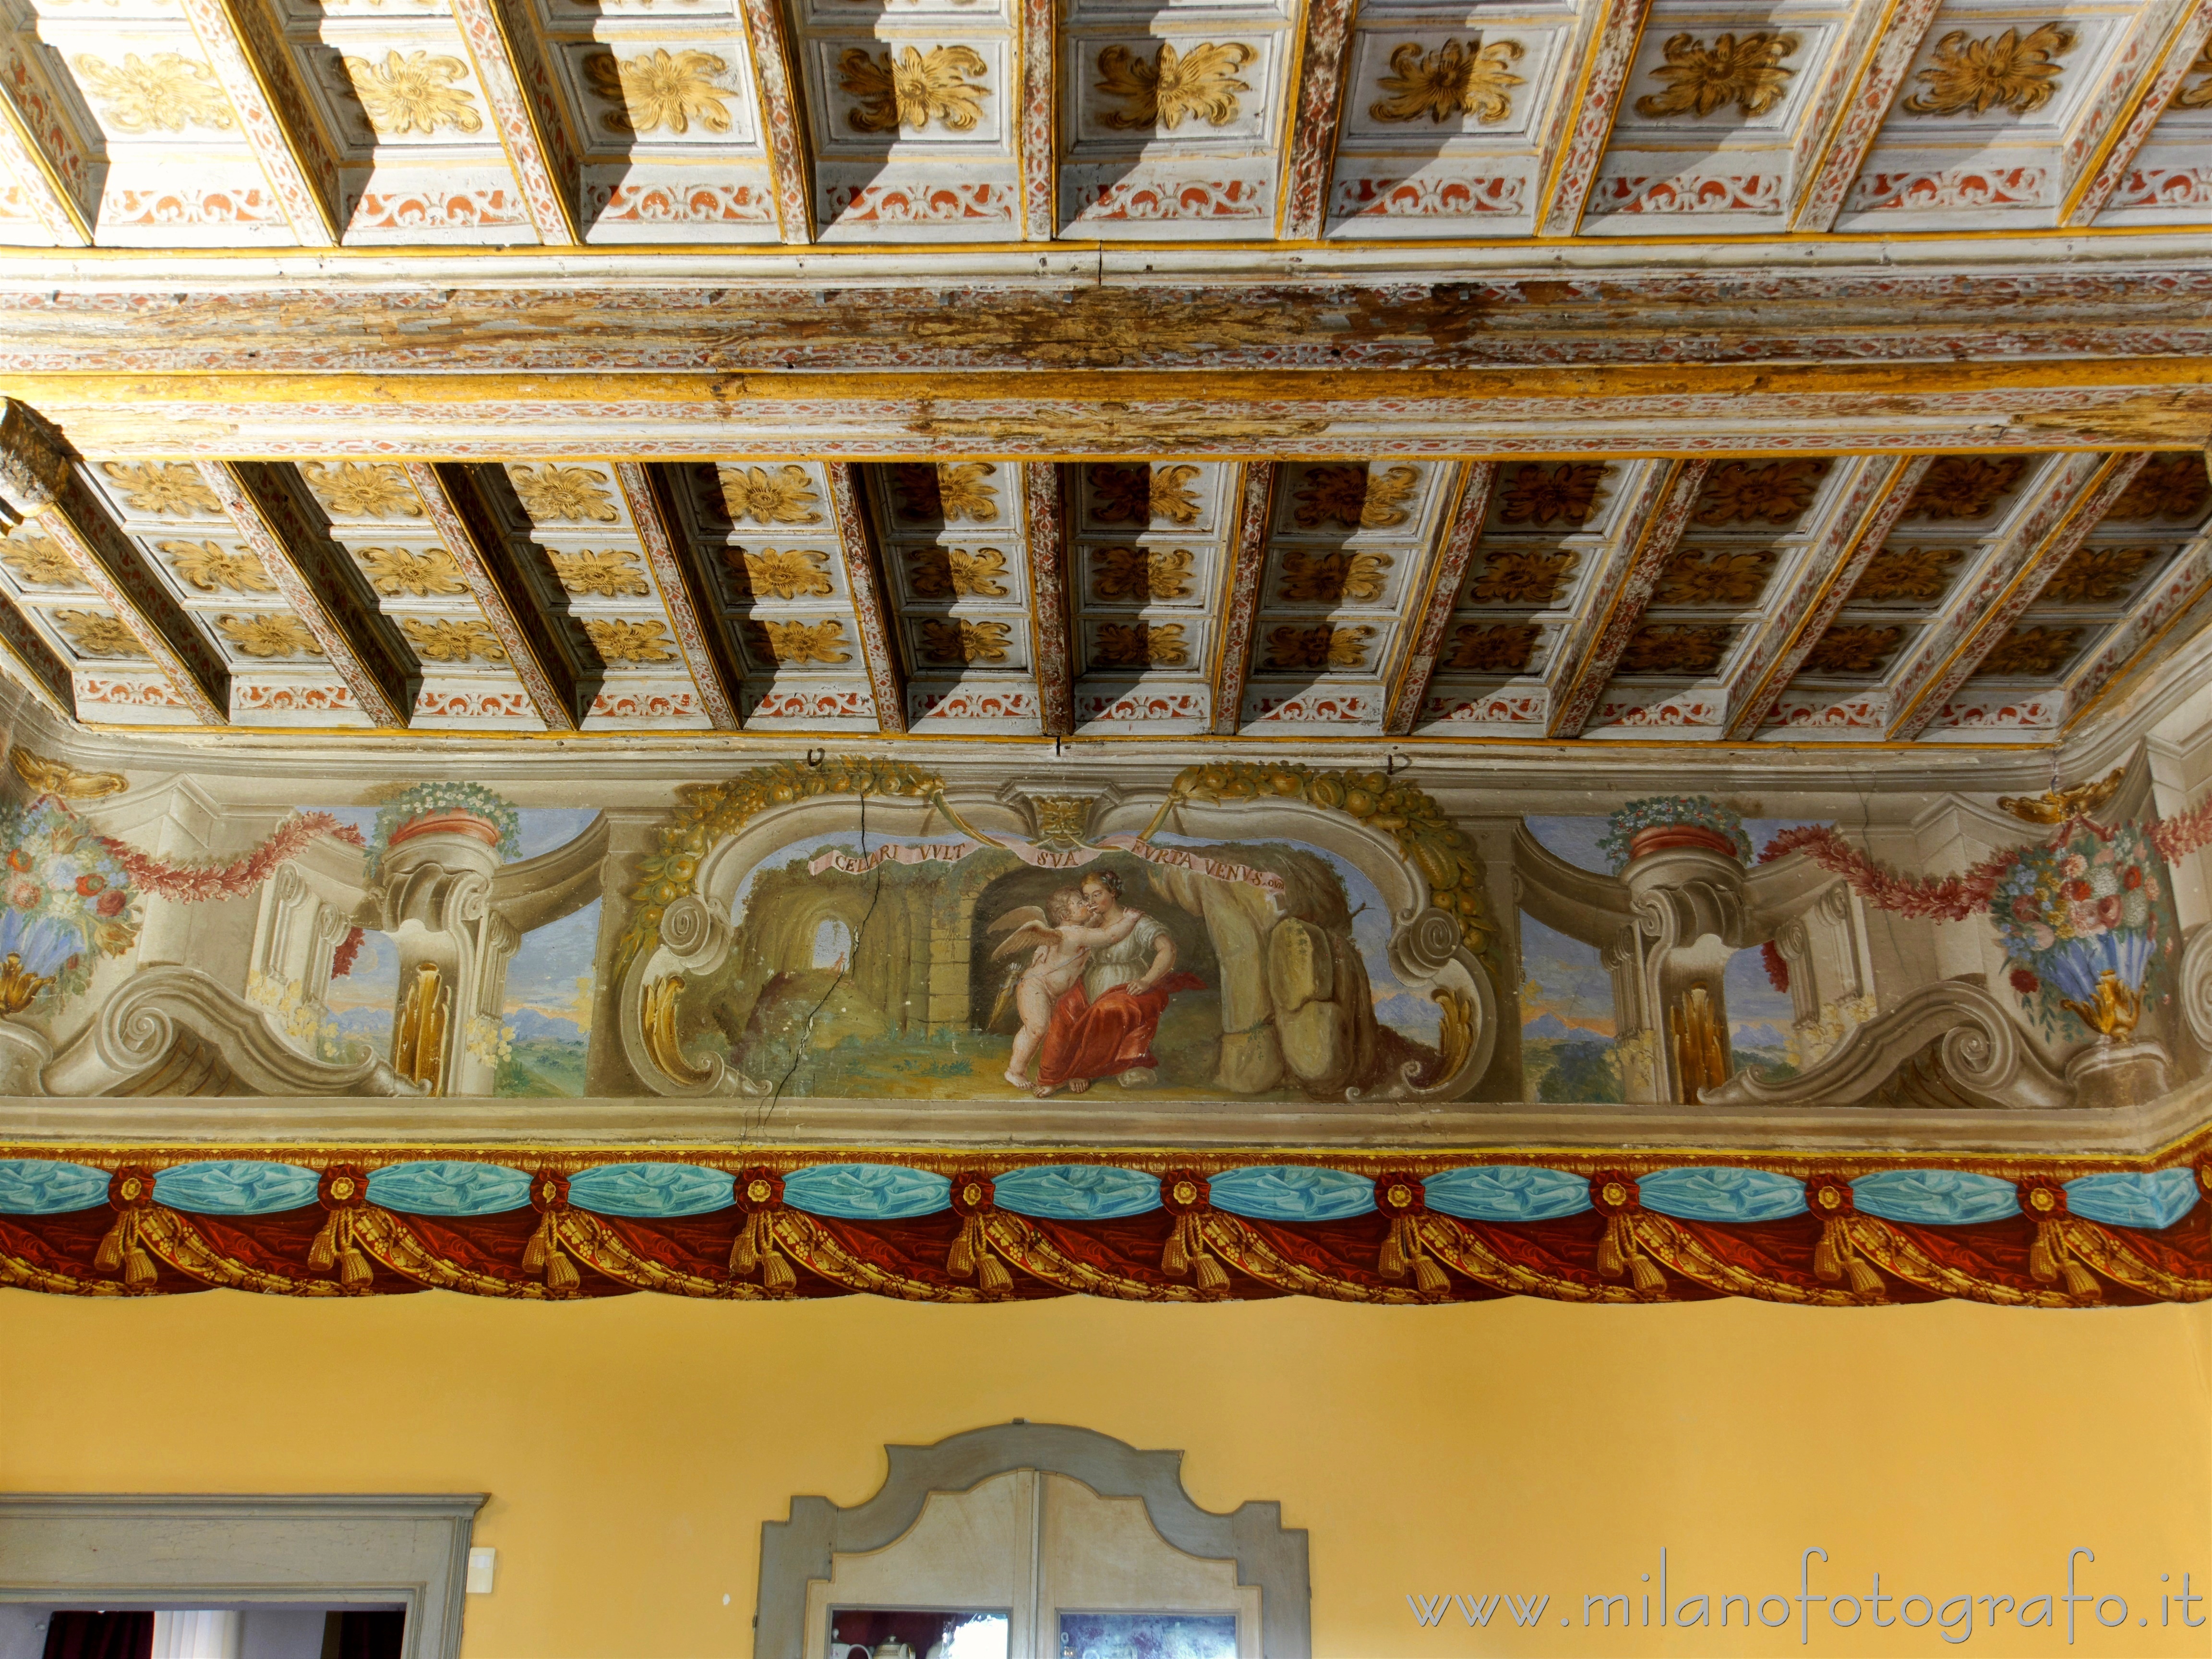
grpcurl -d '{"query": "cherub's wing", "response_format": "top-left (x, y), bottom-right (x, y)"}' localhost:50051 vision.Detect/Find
top-left (990, 920), bottom-right (1058, 962)
top-left (986, 904), bottom-right (1047, 935)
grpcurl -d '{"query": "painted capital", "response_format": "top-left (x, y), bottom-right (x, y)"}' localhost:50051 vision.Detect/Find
top-left (0, 400), bottom-right (70, 525)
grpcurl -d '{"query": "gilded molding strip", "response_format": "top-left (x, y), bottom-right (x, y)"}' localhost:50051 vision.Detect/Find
top-left (1535, 0), bottom-right (1653, 238)
top-left (735, 0), bottom-right (814, 244)
top-left (1720, 453), bottom-right (1929, 741)
top-left (1545, 459), bottom-right (1708, 737)
top-left (179, 0), bottom-right (343, 246)
top-left (1384, 461), bottom-right (1494, 736)
top-left (1022, 459), bottom-right (1072, 736)
top-left (2056, 0), bottom-right (2198, 221)
top-left (1788, 0), bottom-right (1945, 231)
top-left (1782, 0), bottom-right (1904, 226)
top-left (447, 0), bottom-right (578, 245)
top-left (1276, 0), bottom-right (1359, 241)
top-left (614, 463), bottom-right (742, 732)
top-left (1210, 461), bottom-right (1276, 735)
top-left (0, 585), bottom-right (74, 717)
top-left (198, 461), bottom-right (414, 727)
top-left (1888, 451), bottom-right (2151, 741)
top-left (825, 462), bottom-right (905, 734)
top-left (0, 36), bottom-right (91, 245)
top-left (404, 461), bottom-right (585, 731)
top-left (2064, 0), bottom-right (2212, 226)
top-left (1015, 0), bottom-right (1055, 240)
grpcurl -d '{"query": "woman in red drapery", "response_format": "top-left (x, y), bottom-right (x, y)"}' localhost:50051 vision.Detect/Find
top-left (1034, 870), bottom-right (1202, 1097)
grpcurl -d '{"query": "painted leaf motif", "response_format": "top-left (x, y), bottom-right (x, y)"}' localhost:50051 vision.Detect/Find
top-left (401, 618), bottom-right (508, 663)
top-left (550, 549), bottom-right (651, 598)
top-left (217, 613), bottom-right (322, 658)
top-left (1090, 546), bottom-right (1194, 603)
top-left (893, 462), bottom-right (999, 524)
top-left (1801, 624), bottom-right (1903, 675)
top-left (1635, 32), bottom-right (1798, 120)
top-left (1904, 455), bottom-right (2027, 521)
top-left (906, 546), bottom-right (1010, 600)
top-left (918, 618), bottom-right (1012, 664)
top-left (1371, 38), bottom-right (1526, 124)
top-left (300, 462), bottom-right (421, 519)
top-left (1653, 548), bottom-right (1772, 607)
top-left (1619, 624), bottom-right (1730, 674)
top-left (1263, 624), bottom-right (1372, 670)
top-left (2105, 453), bottom-right (2210, 523)
top-left (1903, 23), bottom-right (2075, 117)
top-left (729, 546), bottom-right (835, 601)
top-left (584, 618), bottom-right (676, 663)
top-left (1977, 624), bottom-right (2081, 677)
top-left (1444, 623), bottom-right (1538, 673)
top-left (1292, 464), bottom-right (1419, 529)
top-left (839, 44), bottom-right (990, 133)
top-left (100, 462), bottom-right (221, 517)
top-left (713, 465), bottom-right (824, 526)
top-left (1092, 621), bottom-right (1189, 667)
top-left (72, 52), bottom-right (234, 133)
top-left (1694, 459), bottom-right (1827, 527)
top-left (1091, 463), bottom-right (1203, 526)
top-left (160, 540), bottom-right (276, 595)
top-left (747, 619), bottom-right (849, 665)
top-left (507, 465), bottom-right (620, 525)
top-left (0, 529), bottom-right (84, 589)
top-left (357, 547), bottom-right (469, 598)
top-left (339, 50), bottom-right (484, 137)
top-left (2043, 546), bottom-right (2155, 605)
top-left (54, 612), bottom-right (144, 658)
top-left (1096, 41), bottom-right (1254, 131)
top-left (1467, 548), bottom-right (1574, 606)
top-left (1277, 550), bottom-right (1392, 604)
top-left (585, 48), bottom-right (734, 136)
top-left (1851, 545), bottom-right (1959, 603)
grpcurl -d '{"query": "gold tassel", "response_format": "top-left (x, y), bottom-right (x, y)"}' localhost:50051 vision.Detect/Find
top-left (978, 1251), bottom-right (1011, 1294)
top-left (522, 1213), bottom-right (553, 1273)
top-left (1162, 1214), bottom-right (1191, 1276)
top-left (2029, 1226), bottom-right (2058, 1284)
top-left (948, 1214), bottom-right (981, 1278)
top-left (341, 1242), bottom-right (373, 1289)
top-left (1847, 1258), bottom-right (1883, 1296)
top-left (731, 1212), bottom-right (761, 1275)
top-left (543, 1246), bottom-right (579, 1292)
top-left (1414, 1255), bottom-right (1448, 1294)
top-left (308, 1214), bottom-right (339, 1273)
top-left (1630, 1255), bottom-right (1665, 1294)
top-left (1379, 1217), bottom-right (1408, 1279)
top-left (1597, 1215), bottom-right (1627, 1278)
top-left (2063, 1260), bottom-right (2097, 1298)
top-left (1813, 1220), bottom-right (1843, 1282)
top-left (761, 1245), bottom-right (796, 1291)
top-left (1195, 1254), bottom-right (1228, 1293)
top-left (95, 1214), bottom-right (126, 1274)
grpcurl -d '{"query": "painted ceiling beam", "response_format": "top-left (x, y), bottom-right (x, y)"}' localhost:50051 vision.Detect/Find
top-left (0, 403), bottom-right (229, 724)
top-left (2059, 505), bottom-right (2212, 736)
top-left (1719, 453), bottom-right (1929, 742)
top-left (2061, 0), bottom-right (2212, 226)
top-left (1384, 462), bottom-right (1496, 738)
top-left (405, 462), bottom-right (592, 730)
top-left (616, 464), bottom-right (743, 732)
top-left (1016, 0), bottom-right (1054, 240)
top-left (448, 0), bottom-right (580, 245)
top-left (1786, 0), bottom-right (1945, 232)
top-left (1022, 461), bottom-right (1073, 737)
top-left (736, 0), bottom-right (813, 244)
top-left (1209, 461), bottom-right (1277, 736)
top-left (824, 462), bottom-right (905, 734)
top-left (198, 461), bottom-right (417, 727)
top-left (0, 586), bottom-right (73, 718)
top-left (1276, 0), bottom-right (1358, 241)
top-left (1887, 451), bottom-right (2150, 742)
top-left (1533, 0), bottom-right (1652, 237)
top-left (0, 23), bottom-right (94, 246)
top-left (179, 0), bottom-right (345, 246)
top-left (1544, 459), bottom-right (1709, 737)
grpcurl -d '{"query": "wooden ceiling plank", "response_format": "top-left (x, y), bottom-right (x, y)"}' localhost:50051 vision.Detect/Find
top-left (1015, 0), bottom-right (1055, 240)
top-left (1209, 461), bottom-right (1277, 736)
top-left (1276, 0), bottom-right (1358, 241)
top-left (2061, 0), bottom-right (2212, 226)
top-left (1786, 0), bottom-right (1945, 232)
top-left (0, 403), bottom-right (228, 724)
top-left (1022, 460), bottom-right (1073, 737)
top-left (1384, 462), bottom-right (1495, 737)
top-left (198, 461), bottom-right (416, 727)
top-left (825, 462), bottom-right (905, 733)
top-left (0, 31), bottom-right (93, 245)
top-left (1719, 452), bottom-right (1929, 742)
top-left (1887, 451), bottom-right (2151, 742)
top-left (404, 462), bottom-right (588, 731)
top-left (614, 463), bottom-right (743, 733)
top-left (736, 0), bottom-right (814, 244)
top-left (1544, 459), bottom-right (1708, 737)
top-left (449, 0), bottom-right (580, 245)
top-left (180, 0), bottom-right (345, 246)
top-left (1534, 0), bottom-right (1653, 238)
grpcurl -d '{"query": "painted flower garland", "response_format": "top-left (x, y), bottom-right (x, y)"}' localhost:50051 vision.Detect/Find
top-left (1598, 795), bottom-right (1752, 873)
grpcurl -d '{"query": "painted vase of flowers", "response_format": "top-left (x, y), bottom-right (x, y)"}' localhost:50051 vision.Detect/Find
top-left (371, 782), bottom-right (522, 870)
top-left (1991, 820), bottom-right (2166, 1042)
top-left (1599, 796), bottom-right (1753, 874)
top-left (0, 795), bottom-right (141, 1013)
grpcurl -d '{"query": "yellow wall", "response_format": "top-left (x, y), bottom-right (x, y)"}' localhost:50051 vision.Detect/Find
top-left (3, 1289), bottom-right (2208, 1658)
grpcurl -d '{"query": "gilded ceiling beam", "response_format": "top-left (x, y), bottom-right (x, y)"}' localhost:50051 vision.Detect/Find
top-left (404, 462), bottom-right (593, 730)
top-left (1533, 0), bottom-right (1652, 237)
top-left (197, 462), bottom-right (417, 727)
top-left (2060, 0), bottom-right (2212, 226)
top-left (736, 0), bottom-right (813, 243)
top-left (0, 25), bottom-right (94, 246)
top-left (824, 462), bottom-right (905, 733)
top-left (0, 587), bottom-right (73, 719)
top-left (1719, 453), bottom-right (1930, 742)
top-left (179, 0), bottom-right (345, 246)
top-left (1276, 0), bottom-right (1358, 241)
top-left (1022, 461), bottom-right (1074, 737)
top-left (1209, 462), bottom-right (1277, 736)
top-left (614, 463), bottom-right (743, 732)
top-left (1545, 460), bottom-right (1709, 737)
top-left (448, 0), bottom-right (580, 244)
top-left (0, 402), bottom-right (229, 725)
top-left (1887, 451), bottom-right (2150, 742)
top-left (1383, 462), bottom-right (1495, 737)
top-left (1787, 0), bottom-right (1944, 231)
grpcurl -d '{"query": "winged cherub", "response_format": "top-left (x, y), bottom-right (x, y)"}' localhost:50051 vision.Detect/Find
top-left (987, 886), bottom-right (1141, 1093)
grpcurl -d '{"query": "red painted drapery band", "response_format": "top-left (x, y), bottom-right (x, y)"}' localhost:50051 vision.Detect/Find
top-left (732, 1165), bottom-right (793, 1291)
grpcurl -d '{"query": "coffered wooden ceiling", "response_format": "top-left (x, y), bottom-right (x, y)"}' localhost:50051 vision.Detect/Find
top-left (0, 0), bottom-right (2206, 244)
